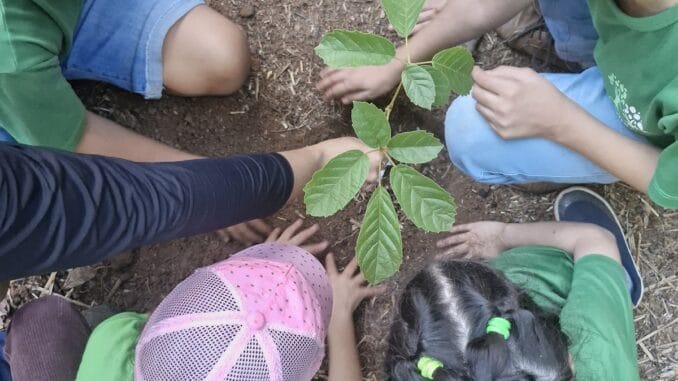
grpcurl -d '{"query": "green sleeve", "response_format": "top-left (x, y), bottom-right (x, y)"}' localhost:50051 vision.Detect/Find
top-left (560, 255), bottom-right (639, 381)
top-left (0, 60), bottom-right (86, 150)
top-left (76, 312), bottom-right (148, 381)
top-left (0, 0), bottom-right (86, 150)
top-left (648, 140), bottom-right (678, 209)
top-left (489, 246), bottom-right (574, 315)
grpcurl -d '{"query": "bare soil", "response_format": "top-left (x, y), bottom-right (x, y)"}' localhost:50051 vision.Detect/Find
top-left (2, 0), bottom-right (677, 379)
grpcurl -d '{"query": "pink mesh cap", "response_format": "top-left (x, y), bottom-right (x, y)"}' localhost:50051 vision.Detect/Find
top-left (135, 243), bottom-right (332, 381)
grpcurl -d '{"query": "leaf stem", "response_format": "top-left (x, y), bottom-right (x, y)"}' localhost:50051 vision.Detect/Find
top-left (384, 151), bottom-right (396, 167)
top-left (413, 60), bottom-right (433, 65)
top-left (384, 81), bottom-right (402, 120)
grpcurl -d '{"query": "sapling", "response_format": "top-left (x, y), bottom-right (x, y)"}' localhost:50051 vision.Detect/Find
top-left (304, 0), bottom-right (474, 283)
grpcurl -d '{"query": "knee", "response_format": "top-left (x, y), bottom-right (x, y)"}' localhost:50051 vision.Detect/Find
top-left (444, 95), bottom-right (488, 177)
top-left (163, 6), bottom-right (251, 96)
top-left (200, 21), bottom-right (251, 95)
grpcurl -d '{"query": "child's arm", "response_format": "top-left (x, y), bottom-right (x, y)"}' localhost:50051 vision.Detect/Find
top-left (325, 255), bottom-right (385, 381)
top-left (317, 0), bottom-right (530, 103)
top-left (437, 221), bottom-right (621, 263)
top-left (470, 66), bottom-right (661, 194)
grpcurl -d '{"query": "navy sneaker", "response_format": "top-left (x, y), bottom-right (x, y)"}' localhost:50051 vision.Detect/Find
top-left (554, 187), bottom-right (644, 307)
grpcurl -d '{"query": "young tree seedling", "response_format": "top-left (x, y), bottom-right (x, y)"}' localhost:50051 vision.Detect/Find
top-left (305, 0), bottom-right (474, 284)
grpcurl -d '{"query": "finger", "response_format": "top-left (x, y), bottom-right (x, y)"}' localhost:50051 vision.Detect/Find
top-left (229, 225), bottom-right (264, 244)
top-left (301, 241), bottom-right (330, 255)
top-left (340, 89), bottom-right (374, 105)
top-left (249, 219), bottom-right (273, 235)
top-left (416, 9), bottom-right (437, 24)
top-left (216, 229), bottom-right (231, 243)
top-left (410, 21), bottom-right (430, 36)
top-left (472, 66), bottom-right (514, 96)
top-left (279, 219), bottom-right (304, 241)
top-left (317, 71), bottom-right (355, 97)
top-left (319, 67), bottom-right (337, 78)
top-left (475, 103), bottom-right (501, 127)
top-left (471, 84), bottom-right (500, 108)
top-left (323, 79), bottom-right (359, 101)
top-left (265, 227), bottom-right (282, 243)
top-left (435, 232), bottom-right (473, 248)
top-left (487, 65), bottom-right (533, 80)
top-left (325, 253), bottom-right (338, 276)
top-left (448, 223), bottom-right (474, 234)
top-left (351, 269), bottom-right (367, 286)
top-left (289, 223), bottom-right (321, 245)
top-left (442, 243), bottom-right (471, 257)
top-left (344, 256), bottom-right (359, 276)
top-left (360, 285), bottom-right (386, 299)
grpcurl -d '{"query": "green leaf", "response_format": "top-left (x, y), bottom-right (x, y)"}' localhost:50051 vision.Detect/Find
top-left (387, 131), bottom-right (443, 164)
top-left (432, 47), bottom-right (474, 95)
top-left (356, 186), bottom-right (403, 284)
top-left (352, 101), bottom-right (391, 148)
top-left (315, 30), bottom-right (396, 68)
top-left (303, 150), bottom-right (369, 217)
top-left (381, 0), bottom-right (425, 38)
top-left (421, 66), bottom-right (451, 107)
top-left (401, 64), bottom-right (435, 110)
top-left (390, 165), bottom-right (456, 232)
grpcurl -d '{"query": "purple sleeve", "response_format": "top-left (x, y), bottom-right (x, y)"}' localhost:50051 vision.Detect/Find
top-left (0, 144), bottom-right (293, 280)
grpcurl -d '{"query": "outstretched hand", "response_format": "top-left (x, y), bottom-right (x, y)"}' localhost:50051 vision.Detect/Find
top-left (326, 254), bottom-right (385, 318)
top-left (316, 60), bottom-right (403, 104)
top-left (265, 219), bottom-right (329, 255)
top-left (436, 221), bottom-right (508, 260)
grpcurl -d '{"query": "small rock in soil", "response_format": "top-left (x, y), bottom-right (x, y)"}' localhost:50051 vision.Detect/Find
top-left (239, 4), bottom-right (255, 18)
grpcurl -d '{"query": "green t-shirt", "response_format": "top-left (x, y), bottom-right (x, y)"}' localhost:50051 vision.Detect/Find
top-left (490, 246), bottom-right (639, 381)
top-left (0, 0), bottom-right (86, 150)
top-left (588, 0), bottom-right (678, 209)
top-left (76, 312), bottom-right (148, 381)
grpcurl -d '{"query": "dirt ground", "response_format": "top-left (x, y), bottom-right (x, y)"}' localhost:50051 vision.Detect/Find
top-left (2, 0), bottom-right (677, 379)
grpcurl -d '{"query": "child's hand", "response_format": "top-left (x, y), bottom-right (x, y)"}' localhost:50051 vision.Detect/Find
top-left (471, 66), bottom-right (581, 141)
top-left (436, 221), bottom-right (508, 260)
top-left (315, 137), bottom-right (385, 182)
top-left (264, 219), bottom-right (329, 255)
top-left (326, 254), bottom-right (385, 320)
top-left (316, 60), bottom-right (404, 104)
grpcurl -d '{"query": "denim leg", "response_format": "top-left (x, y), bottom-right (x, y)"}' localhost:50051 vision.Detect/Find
top-left (538, 0), bottom-right (599, 67)
top-left (445, 67), bottom-right (645, 185)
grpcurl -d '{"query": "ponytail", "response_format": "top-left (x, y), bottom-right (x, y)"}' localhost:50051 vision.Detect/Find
top-left (387, 260), bottom-right (572, 381)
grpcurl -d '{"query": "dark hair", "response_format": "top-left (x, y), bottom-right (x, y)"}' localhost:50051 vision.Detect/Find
top-left (386, 260), bottom-right (573, 381)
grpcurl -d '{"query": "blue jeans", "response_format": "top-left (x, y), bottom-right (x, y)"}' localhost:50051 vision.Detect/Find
top-left (444, 0), bottom-right (644, 184)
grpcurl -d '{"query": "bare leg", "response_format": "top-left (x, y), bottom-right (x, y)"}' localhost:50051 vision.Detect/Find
top-left (162, 5), bottom-right (251, 96)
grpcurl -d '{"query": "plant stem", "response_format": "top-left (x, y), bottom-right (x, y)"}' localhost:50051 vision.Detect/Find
top-left (405, 36), bottom-right (411, 64)
top-left (413, 60), bottom-right (433, 65)
top-left (384, 81), bottom-right (402, 120)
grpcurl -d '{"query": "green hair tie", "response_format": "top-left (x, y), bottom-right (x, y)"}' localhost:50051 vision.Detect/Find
top-left (417, 356), bottom-right (443, 380)
top-left (486, 317), bottom-right (511, 340)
